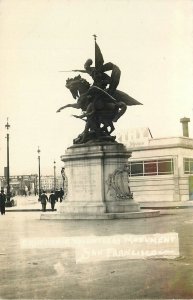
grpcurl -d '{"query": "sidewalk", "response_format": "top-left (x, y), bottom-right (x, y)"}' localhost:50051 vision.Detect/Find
top-left (140, 200), bottom-right (193, 209)
top-left (5, 195), bottom-right (59, 212)
top-left (5, 196), bottom-right (193, 212)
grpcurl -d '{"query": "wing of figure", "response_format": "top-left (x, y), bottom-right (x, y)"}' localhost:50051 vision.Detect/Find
top-left (114, 90), bottom-right (143, 106)
top-left (88, 85), bottom-right (117, 103)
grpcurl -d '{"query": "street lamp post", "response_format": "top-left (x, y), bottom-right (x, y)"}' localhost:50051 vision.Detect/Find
top-left (37, 147), bottom-right (41, 200)
top-left (54, 161), bottom-right (56, 192)
top-left (5, 118), bottom-right (11, 203)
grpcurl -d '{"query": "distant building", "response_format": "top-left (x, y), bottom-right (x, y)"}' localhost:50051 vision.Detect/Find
top-left (117, 120), bottom-right (193, 203)
top-left (0, 174), bottom-right (37, 196)
top-left (40, 175), bottom-right (63, 192)
top-left (0, 174), bottom-right (65, 195)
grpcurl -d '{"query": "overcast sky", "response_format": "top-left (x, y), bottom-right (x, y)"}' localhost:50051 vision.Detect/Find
top-left (0, 0), bottom-right (192, 176)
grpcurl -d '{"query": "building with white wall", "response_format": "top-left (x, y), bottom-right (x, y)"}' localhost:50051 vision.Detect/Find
top-left (117, 121), bottom-right (193, 203)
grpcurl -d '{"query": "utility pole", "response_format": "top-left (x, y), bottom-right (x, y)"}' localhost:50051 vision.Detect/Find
top-left (37, 146), bottom-right (41, 200)
top-left (5, 118), bottom-right (11, 203)
top-left (54, 161), bottom-right (56, 192)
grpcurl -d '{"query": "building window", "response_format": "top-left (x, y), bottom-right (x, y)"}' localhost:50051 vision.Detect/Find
top-left (129, 159), bottom-right (174, 176)
top-left (130, 161), bottom-right (143, 176)
top-left (144, 160), bottom-right (157, 175)
top-left (158, 160), bottom-right (173, 175)
top-left (184, 158), bottom-right (193, 174)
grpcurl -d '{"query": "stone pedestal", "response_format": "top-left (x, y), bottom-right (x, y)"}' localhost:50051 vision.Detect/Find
top-left (59, 143), bottom-right (139, 215)
top-left (41, 143), bottom-right (159, 219)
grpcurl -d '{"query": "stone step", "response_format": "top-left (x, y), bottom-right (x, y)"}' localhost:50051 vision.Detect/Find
top-left (40, 209), bottom-right (160, 220)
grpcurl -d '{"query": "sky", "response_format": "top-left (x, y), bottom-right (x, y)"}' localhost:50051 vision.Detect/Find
top-left (0, 0), bottom-right (192, 176)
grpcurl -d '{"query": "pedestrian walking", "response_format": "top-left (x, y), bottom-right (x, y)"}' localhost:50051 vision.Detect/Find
top-left (59, 188), bottom-right (64, 202)
top-left (49, 191), bottom-right (56, 211)
top-left (40, 191), bottom-right (48, 212)
top-left (0, 189), bottom-right (6, 215)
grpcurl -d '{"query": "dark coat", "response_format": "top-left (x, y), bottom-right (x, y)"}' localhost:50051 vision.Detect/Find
top-left (49, 193), bottom-right (56, 203)
top-left (0, 192), bottom-right (6, 206)
top-left (40, 193), bottom-right (48, 204)
top-left (60, 189), bottom-right (64, 197)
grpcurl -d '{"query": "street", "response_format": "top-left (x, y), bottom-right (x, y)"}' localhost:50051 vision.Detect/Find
top-left (0, 203), bottom-right (193, 299)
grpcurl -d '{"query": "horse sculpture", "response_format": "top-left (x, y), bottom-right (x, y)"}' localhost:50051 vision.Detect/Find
top-left (57, 75), bottom-right (142, 144)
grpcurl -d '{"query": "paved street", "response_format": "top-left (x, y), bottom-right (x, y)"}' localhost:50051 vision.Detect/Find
top-left (0, 199), bottom-right (193, 299)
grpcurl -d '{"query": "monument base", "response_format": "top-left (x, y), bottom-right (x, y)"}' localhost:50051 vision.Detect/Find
top-left (41, 143), bottom-right (160, 219)
top-left (41, 209), bottom-right (160, 220)
top-left (106, 200), bottom-right (140, 213)
top-left (59, 201), bottom-right (106, 215)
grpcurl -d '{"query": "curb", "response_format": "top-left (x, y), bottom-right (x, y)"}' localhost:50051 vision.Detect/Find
top-left (5, 206), bottom-right (193, 212)
top-left (5, 209), bottom-right (57, 212)
top-left (141, 206), bottom-right (193, 210)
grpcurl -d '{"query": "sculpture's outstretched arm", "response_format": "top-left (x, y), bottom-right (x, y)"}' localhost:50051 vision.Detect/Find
top-left (56, 103), bottom-right (80, 113)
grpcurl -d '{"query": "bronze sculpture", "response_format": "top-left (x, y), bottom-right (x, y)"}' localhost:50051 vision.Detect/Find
top-left (57, 36), bottom-right (142, 144)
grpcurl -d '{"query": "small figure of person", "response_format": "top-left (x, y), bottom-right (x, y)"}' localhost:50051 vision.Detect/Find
top-left (54, 190), bottom-right (59, 202)
top-left (72, 59), bottom-right (121, 95)
top-left (49, 191), bottom-right (56, 211)
top-left (40, 191), bottom-right (48, 212)
top-left (59, 188), bottom-right (64, 202)
top-left (0, 189), bottom-right (6, 215)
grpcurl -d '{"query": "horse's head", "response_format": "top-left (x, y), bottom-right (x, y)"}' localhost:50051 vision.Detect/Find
top-left (66, 75), bottom-right (90, 99)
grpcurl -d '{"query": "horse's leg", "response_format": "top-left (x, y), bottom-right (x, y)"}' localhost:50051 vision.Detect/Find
top-left (109, 122), bottom-right (115, 134)
top-left (100, 120), bottom-right (110, 135)
top-left (102, 120), bottom-right (115, 134)
top-left (56, 103), bottom-right (80, 113)
top-left (113, 102), bottom-right (127, 122)
top-left (100, 123), bottom-right (108, 133)
top-left (80, 120), bottom-right (91, 142)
